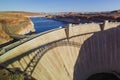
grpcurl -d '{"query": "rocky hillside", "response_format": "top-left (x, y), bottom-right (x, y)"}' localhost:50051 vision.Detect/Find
top-left (0, 24), bottom-right (12, 45)
top-left (0, 12), bottom-right (35, 45)
top-left (50, 10), bottom-right (120, 24)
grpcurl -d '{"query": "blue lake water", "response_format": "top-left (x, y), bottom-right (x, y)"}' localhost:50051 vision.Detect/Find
top-left (30, 17), bottom-right (67, 33)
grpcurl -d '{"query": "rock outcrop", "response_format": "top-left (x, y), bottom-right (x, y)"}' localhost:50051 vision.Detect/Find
top-left (51, 10), bottom-right (120, 24)
top-left (0, 24), bottom-right (13, 44)
top-left (0, 13), bottom-right (35, 45)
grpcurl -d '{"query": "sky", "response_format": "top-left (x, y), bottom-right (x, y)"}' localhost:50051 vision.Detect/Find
top-left (0, 0), bottom-right (120, 12)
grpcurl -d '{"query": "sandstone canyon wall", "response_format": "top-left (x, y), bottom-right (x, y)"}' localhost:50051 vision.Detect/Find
top-left (0, 13), bottom-right (35, 45)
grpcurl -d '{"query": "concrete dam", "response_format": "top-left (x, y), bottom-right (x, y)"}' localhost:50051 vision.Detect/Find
top-left (0, 21), bottom-right (120, 80)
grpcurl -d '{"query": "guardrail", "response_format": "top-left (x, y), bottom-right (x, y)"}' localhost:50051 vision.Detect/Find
top-left (0, 27), bottom-right (63, 55)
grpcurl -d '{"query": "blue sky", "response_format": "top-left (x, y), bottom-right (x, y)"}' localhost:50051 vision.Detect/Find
top-left (0, 0), bottom-right (120, 12)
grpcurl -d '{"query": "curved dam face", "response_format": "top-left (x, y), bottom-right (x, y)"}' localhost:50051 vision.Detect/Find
top-left (1, 22), bottom-right (120, 80)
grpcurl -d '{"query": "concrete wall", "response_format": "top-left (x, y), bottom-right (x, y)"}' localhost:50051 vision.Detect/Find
top-left (1, 22), bottom-right (120, 80)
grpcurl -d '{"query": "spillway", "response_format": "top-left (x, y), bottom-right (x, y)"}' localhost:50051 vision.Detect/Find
top-left (1, 21), bottom-right (120, 80)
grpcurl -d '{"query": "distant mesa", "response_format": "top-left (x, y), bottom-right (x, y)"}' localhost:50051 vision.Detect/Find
top-left (111, 9), bottom-right (120, 13)
top-left (50, 10), bottom-right (120, 24)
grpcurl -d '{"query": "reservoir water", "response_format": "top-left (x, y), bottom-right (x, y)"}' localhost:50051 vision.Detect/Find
top-left (30, 17), bottom-right (67, 33)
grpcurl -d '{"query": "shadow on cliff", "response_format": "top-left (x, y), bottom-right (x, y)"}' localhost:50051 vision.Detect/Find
top-left (73, 26), bottom-right (120, 80)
